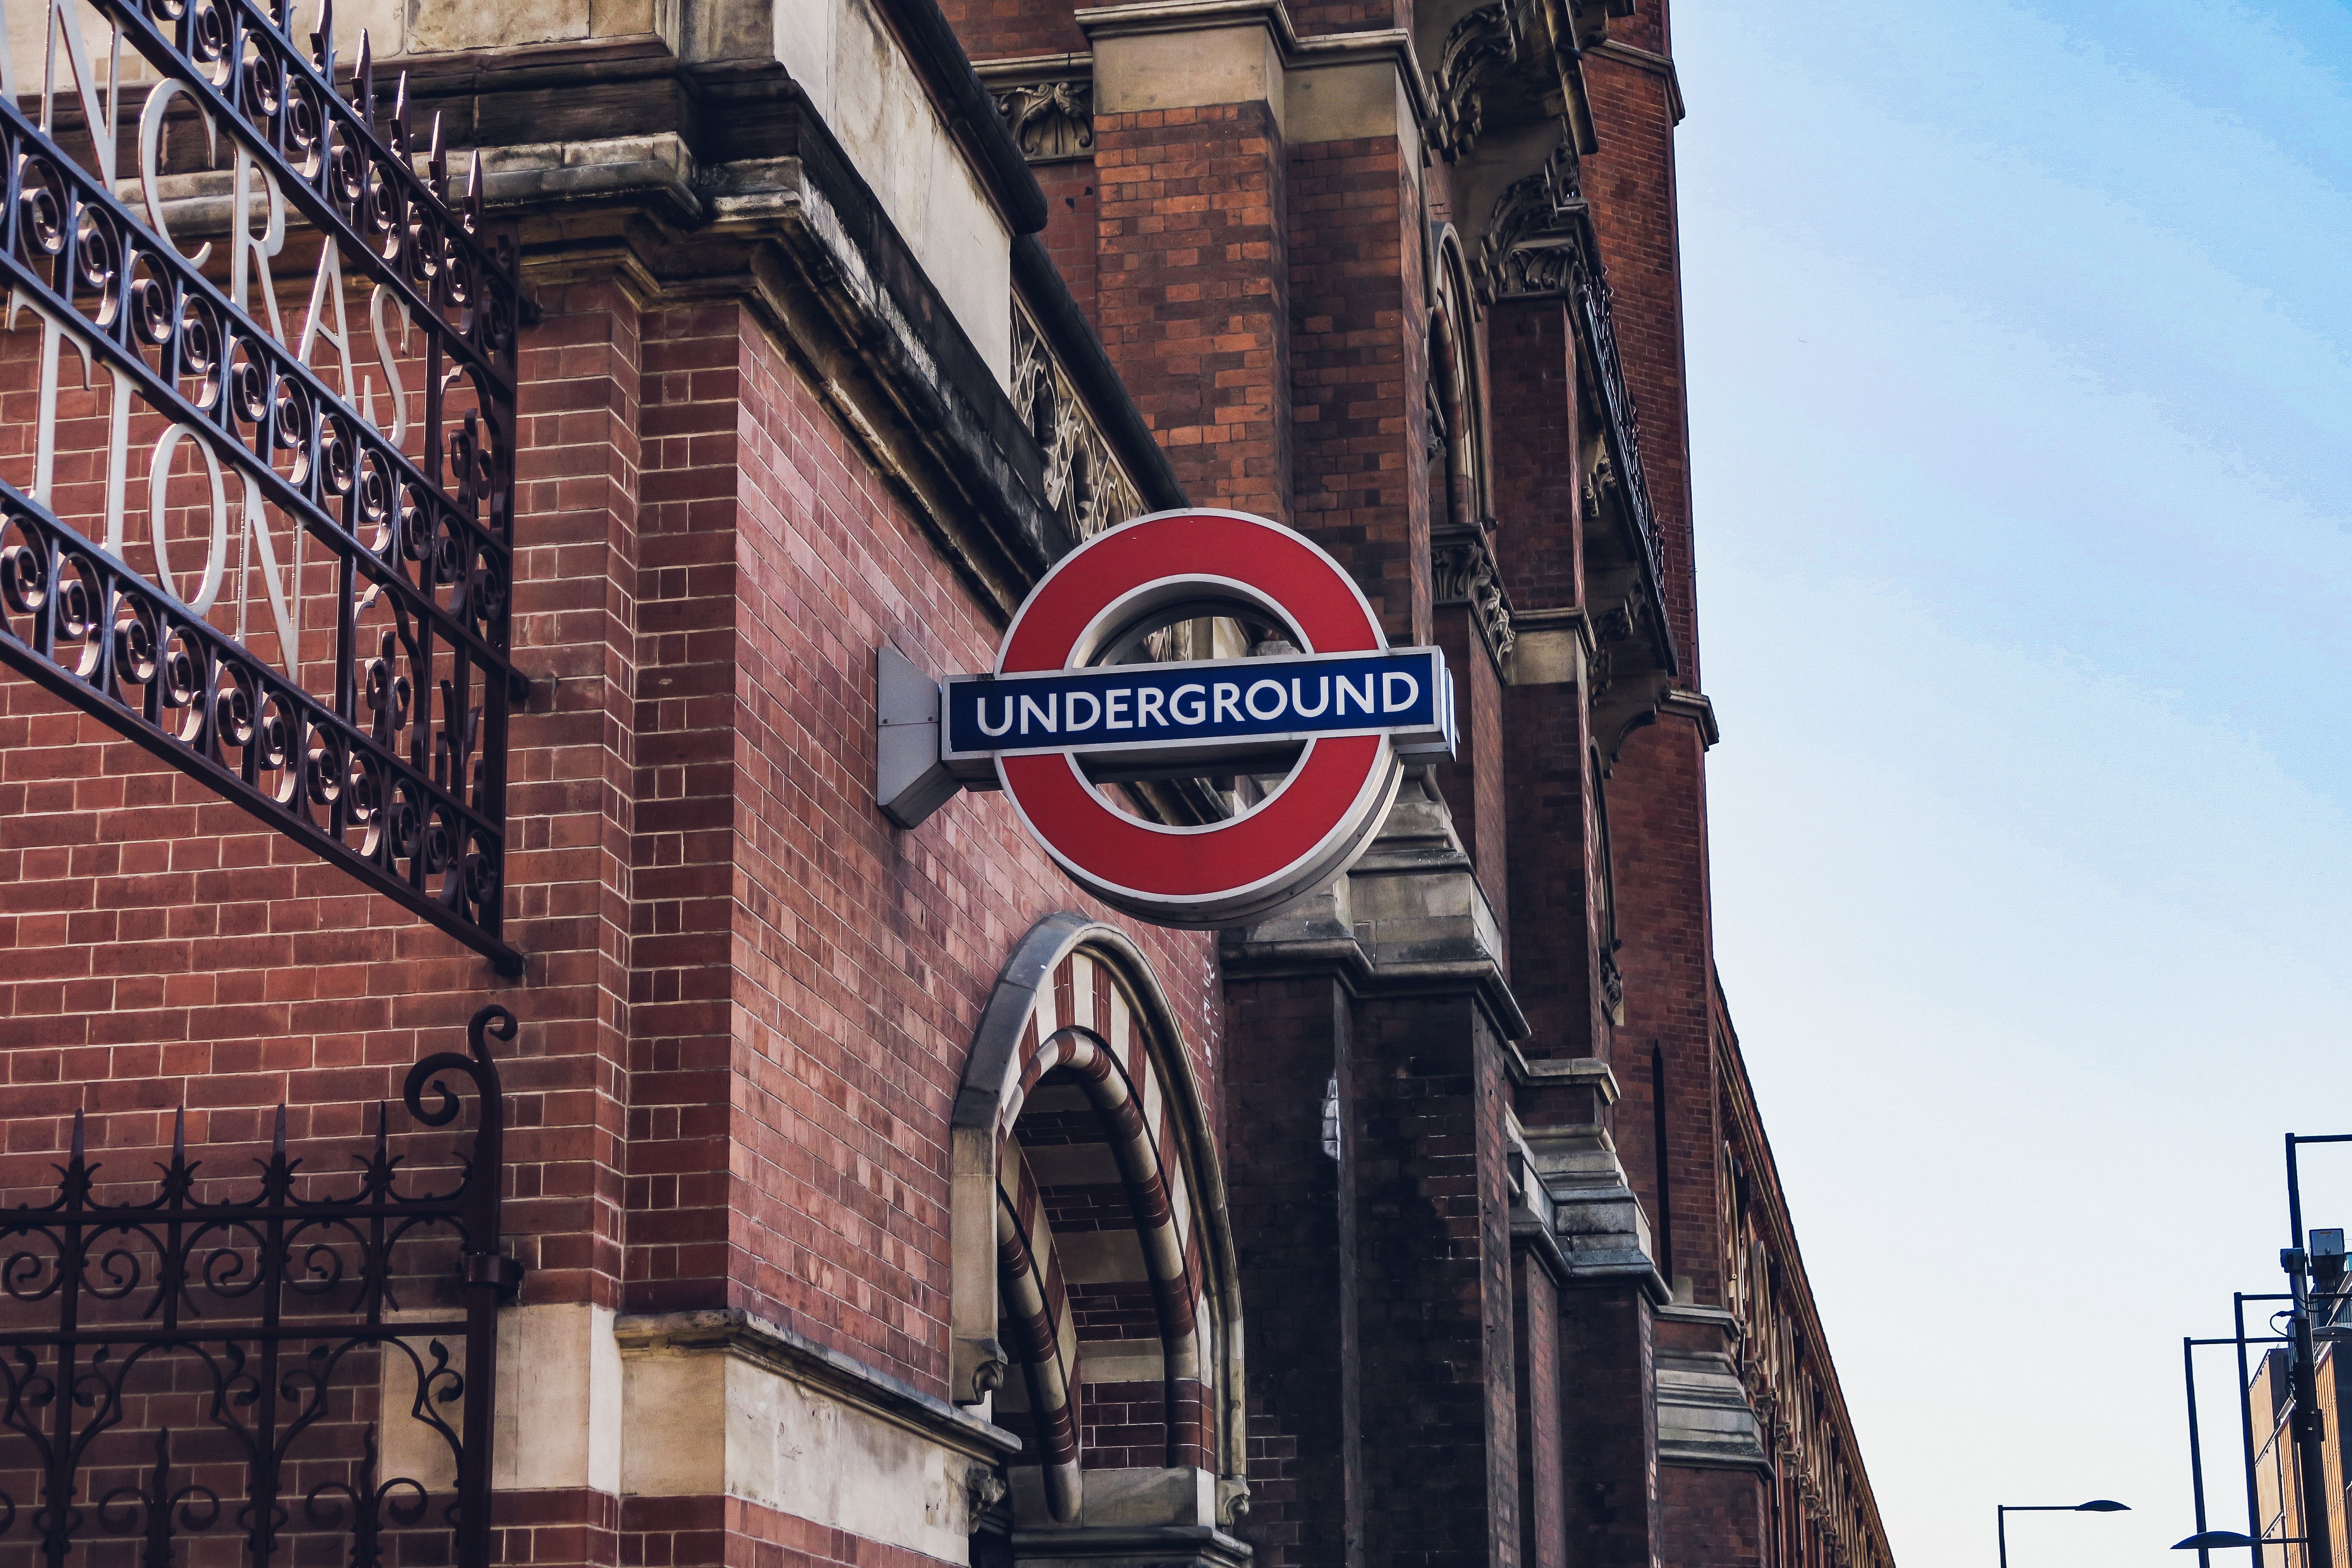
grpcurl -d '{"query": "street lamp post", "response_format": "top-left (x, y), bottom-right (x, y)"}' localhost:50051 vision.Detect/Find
top-left (2283, 1136), bottom-right (2342, 1568)
top-left (1997, 1501), bottom-right (2130, 1568)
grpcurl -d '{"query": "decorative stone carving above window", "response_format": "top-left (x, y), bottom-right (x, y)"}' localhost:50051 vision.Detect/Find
top-left (1432, 526), bottom-right (1516, 662)
top-left (991, 79), bottom-right (1094, 162)
top-left (1012, 294), bottom-right (1145, 542)
top-left (1432, 3), bottom-right (1522, 159)
top-left (1599, 947), bottom-right (1624, 1020)
top-left (1476, 139), bottom-right (1583, 303)
top-left (1496, 232), bottom-right (1587, 298)
top-left (1589, 579), bottom-right (1670, 765)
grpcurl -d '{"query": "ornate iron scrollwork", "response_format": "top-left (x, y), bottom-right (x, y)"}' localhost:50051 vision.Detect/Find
top-left (0, 0), bottom-right (526, 974)
top-left (0, 1003), bottom-right (516, 1568)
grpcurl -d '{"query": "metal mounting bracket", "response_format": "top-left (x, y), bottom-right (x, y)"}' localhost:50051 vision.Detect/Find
top-left (878, 645), bottom-right (965, 829)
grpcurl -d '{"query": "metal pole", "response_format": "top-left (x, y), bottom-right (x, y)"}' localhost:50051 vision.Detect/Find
top-left (1998, 1506), bottom-right (2008, 1568)
top-left (2289, 1136), bottom-right (2308, 1257)
top-left (2285, 1136), bottom-right (2336, 1568)
top-left (2242, 1293), bottom-right (2267, 1566)
top-left (2287, 1248), bottom-right (2334, 1568)
top-left (2189, 1337), bottom-right (2214, 1568)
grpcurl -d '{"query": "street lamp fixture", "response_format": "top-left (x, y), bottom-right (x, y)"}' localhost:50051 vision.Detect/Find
top-left (1997, 1501), bottom-right (2130, 1567)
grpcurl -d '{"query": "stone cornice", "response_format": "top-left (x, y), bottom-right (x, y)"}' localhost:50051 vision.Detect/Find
top-left (1514, 1054), bottom-right (1620, 1102)
top-left (1656, 1348), bottom-right (1773, 1475)
top-left (1074, 0), bottom-right (1435, 139)
top-left (615, 1308), bottom-right (1024, 1463)
top-left (470, 80), bottom-right (1176, 621)
top-left (1219, 775), bottom-right (1528, 1041)
top-left (505, 122), bottom-right (1058, 616)
top-left (1660, 687), bottom-right (1719, 747)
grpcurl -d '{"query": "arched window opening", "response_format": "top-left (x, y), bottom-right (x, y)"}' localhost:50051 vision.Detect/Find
top-left (952, 917), bottom-right (1246, 1548)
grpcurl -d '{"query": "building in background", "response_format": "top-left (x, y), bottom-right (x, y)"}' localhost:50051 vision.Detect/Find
top-left (2244, 1247), bottom-right (2352, 1565)
top-left (0, 0), bottom-right (1890, 1563)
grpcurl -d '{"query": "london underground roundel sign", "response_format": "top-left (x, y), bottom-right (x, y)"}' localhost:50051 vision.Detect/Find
top-left (876, 510), bottom-right (1455, 928)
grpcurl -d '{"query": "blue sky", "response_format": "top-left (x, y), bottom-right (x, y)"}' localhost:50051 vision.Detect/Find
top-left (1675, 2), bottom-right (2352, 1561)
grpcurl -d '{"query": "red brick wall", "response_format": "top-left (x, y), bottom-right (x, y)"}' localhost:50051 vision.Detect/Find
top-left (0, 280), bottom-right (1229, 1410)
top-left (1286, 0), bottom-right (1402, 38)
top-left (1287, 134), bottom-right (1428, 643)
top-left (1514, 1254), bottom-right (1565, 1568)
top-left (1582, 47), bottom-right (1698, 684)
top-left (1604, 720), bottom-right (1721, 1305)
top-left (1349, 997), bottom-right (1519, 1568)
top-left (1557, 1288), bottom-right (1658, 1568)
top-left (1036, 162), bottom-right (1102, 330)
top-left (1095, 103), bottom-right (1293, 524)
top-left (1222, 972), bottom-right (1359, 1568)
top-left (1661, 1464), bottom-right (1766, 1568)
top-left (0, 277), bottom-right (648, 1314)
top-left (1432, 609), bottom-right (1508, 951)
top-left (1582, 1), bottom-right (1723, 1312)
top-left (622, 1495), bottom-right (959, 1568)
top-left (1488, 299), bottom-right (1584, 615)
top-left (935, 0), bottom-right (1085, 61)
top-left (620, 295), bottom-right (1228, 1382)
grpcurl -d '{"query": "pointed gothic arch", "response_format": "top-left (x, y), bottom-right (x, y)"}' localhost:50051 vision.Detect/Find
top-left (952, 914), bottom-right (1246, 1538)
top-left (1428, 221), bottom-right (1493, 528)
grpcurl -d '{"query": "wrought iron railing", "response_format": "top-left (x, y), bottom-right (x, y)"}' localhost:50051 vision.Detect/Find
top-left (0, 0), bottom-right (526, 973)
top-left (0, 1004), bottom-right (515, 1568)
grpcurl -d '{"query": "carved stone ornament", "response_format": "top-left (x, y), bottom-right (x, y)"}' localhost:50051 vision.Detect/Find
top-left (1498, 233), bottom-right (1587, 298)
top-left (1477, 139), bottom-right (1583, 302)
top-left (1587, 576), bottom-right (1648, 695)
top-left (1011, 297), bottom-right (1145, 540)
top-left (1432, 3), bottom-right (1521, 159)
top-left (992, 79), bottom-right (1094, 162)
top-left (1431, 530), bottom-right (1516, 661)
top-left (967, 1464), bottom-right (1010, 1516)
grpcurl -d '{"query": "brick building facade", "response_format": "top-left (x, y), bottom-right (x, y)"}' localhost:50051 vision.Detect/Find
top-left (0, 0), bottom-right (1892, 1563)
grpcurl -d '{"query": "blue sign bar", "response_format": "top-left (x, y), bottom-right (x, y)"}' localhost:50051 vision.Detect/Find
top-left (942, 647), bottom-right (1452, 766)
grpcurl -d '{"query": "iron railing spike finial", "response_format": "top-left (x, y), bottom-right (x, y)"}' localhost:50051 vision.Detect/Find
top-left (429, 112), bottom-right (447, 201)
top-left (0, 0), bottom-right (526, 974)
top-left (392, 70), bottom-right (411, 155)
top-left (466, 147), bottom-right (484, 232)
top-left (356, 28), bottom-right (373, 119)
top-left (311, 0), bottom-right (334, 74)
top-left (172, 1104), bottom-right (185, 1160)
top-left (71, 1105), bottom-right (86, 1161)
top-left (273, 1102), bottom-right (288, 1155)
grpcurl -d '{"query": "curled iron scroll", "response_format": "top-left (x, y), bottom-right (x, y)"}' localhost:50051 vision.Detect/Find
top-left (401, 1005), bottom-right (513, 1130)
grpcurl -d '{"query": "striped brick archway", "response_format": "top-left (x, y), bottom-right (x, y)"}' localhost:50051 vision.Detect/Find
top-left (952, 914), bottom-right (1243, 1529)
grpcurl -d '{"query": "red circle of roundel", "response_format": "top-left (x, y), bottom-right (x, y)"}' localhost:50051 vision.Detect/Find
top-left (994, 509), bottom-right (1402, 927)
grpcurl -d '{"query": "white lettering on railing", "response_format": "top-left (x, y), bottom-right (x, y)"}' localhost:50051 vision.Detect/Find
top-left (138, 78), bottom-right (215, 267)
top-left (7, 288), bottom-right (92, 505)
